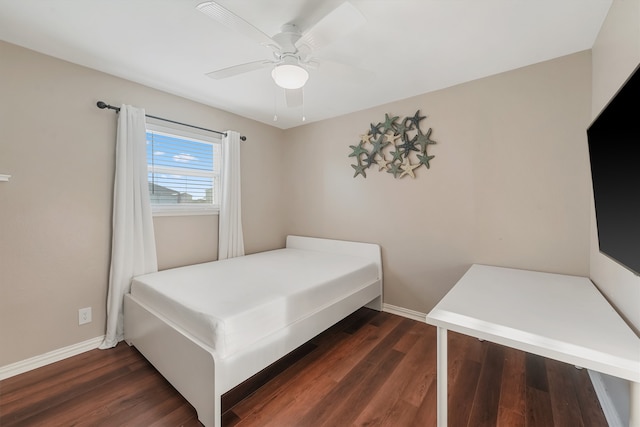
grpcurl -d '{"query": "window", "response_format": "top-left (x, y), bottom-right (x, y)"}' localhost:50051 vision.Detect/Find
top-left (146, 123), bottom-right (221, 215)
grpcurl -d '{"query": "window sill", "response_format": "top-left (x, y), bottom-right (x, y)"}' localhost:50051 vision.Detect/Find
top-left (152, 205), bottom-right (219, 217)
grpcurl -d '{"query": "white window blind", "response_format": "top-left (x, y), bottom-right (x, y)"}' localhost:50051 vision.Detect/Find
top-left (146, 123), bottom-right (221, 215)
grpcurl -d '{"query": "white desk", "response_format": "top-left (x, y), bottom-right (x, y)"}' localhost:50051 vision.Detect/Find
top-left (425, 264), bottom-right (640, 427)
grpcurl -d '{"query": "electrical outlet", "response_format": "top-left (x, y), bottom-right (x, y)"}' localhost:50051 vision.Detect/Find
top-left (78, 307), bottom-right (92, 325)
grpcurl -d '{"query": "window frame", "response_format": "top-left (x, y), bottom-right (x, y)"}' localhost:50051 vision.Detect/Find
top-left (145, 121), bottom-right (222, 217)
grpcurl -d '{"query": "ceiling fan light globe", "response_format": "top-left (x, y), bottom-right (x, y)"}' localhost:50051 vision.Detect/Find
top-left (271, 64), bottom-right (309, 89)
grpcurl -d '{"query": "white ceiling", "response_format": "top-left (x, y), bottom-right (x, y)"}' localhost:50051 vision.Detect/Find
top-left (0, 0), bottom-right (611, 129)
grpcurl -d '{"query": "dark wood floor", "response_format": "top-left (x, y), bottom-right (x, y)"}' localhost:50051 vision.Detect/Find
top-left (0, 308), bottom-right (607, 426)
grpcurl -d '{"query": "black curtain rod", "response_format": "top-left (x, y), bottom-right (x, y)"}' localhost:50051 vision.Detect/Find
top-left (96, 101), bottom-right (246, 141)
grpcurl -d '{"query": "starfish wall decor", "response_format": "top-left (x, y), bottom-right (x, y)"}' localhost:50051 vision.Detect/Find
top-left (349, 110), bottom-right (437, 179)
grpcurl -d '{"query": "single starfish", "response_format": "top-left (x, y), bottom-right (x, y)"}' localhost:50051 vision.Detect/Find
top-left (389, 149), bottom-right (404, 163)
top-left (415, 127), bottom-right (436, 153)
top-left (400, 159), bottom-right (420, 178)
top-left (384, 132), bottom-right (400, 144)
top-left (369, 122), bottom-right (383, 139)
top-left (369, 134), bottom-right (390, 157)
top-left (363, 151), bottom-right (377, 167)
top-left (417, 153), bottom-right (435, 169)
top-left (375, 155), bottom-right (389, 171)
top-left (381, 113), bottom-right (399, 134)
top-left (359, 133), bottom-right (372, 145)
top-left (397, 134), bottom-right (419, 158)
top-left (387, 161), bottom-right (402, 178)
top-left (351, 162), bottom-right (367, 178)
top-left (395, 118), bottom-right (411, 139)
top-left (407, 110), bottom-right (427, 129)
top-left (348, 143), bottom-right (368, 159)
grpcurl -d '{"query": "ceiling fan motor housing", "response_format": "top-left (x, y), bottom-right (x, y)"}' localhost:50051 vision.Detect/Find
top-left (272, 24), bottom-right (304, 58)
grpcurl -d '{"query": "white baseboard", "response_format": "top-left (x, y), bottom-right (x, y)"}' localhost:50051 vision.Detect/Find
top-left (588, 370), bottom-right (624, 427)
top-left (0, 336), bottom-right (105, 381)
top-left (382, 303), bottom-right (426, 322)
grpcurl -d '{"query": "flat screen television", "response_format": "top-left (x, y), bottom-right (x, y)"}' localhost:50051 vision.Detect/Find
top-left (587, 63), bottom-right (640, 276)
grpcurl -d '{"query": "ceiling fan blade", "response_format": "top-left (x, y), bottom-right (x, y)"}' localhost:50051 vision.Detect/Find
top-left (285, 88), bottom-right (303, 107)
top-left (206, 60), bottom-right (274, 79)
top-left (297, 2), bottom-right (366, 51)
top-left (197, 1), bottom-right (276, 47)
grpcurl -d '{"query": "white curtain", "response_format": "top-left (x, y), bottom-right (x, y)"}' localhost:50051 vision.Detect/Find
top-left (218, 130), bottom-right (245, 260)
top-left (100, 105), bottom-right (158, 349)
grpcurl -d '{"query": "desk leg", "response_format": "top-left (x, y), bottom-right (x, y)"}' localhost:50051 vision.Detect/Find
top-left (437, 327), bottom-right (447, 427)
top-left (631, 381), bottom-right (640, 427)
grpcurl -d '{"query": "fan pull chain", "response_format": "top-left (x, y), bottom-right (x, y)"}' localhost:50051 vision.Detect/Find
top-left (302, 88), bottom-right (306, 122)
top-left (273, 85), bottom-right (278, 122)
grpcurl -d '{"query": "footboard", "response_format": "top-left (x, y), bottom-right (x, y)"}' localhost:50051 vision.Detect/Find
top-left (124, 295), bottom-right (220, 427)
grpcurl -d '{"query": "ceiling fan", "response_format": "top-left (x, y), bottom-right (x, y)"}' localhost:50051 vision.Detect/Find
top-left (196, 1), bottom-right (367, 107)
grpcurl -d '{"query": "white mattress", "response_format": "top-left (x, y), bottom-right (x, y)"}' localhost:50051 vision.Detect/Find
top-left (130, 248), bottom-right (379, 359)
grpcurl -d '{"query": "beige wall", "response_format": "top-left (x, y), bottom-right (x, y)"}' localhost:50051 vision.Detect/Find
top-left (0, 39), bottom-right (600, 368)
top-left (0, 41), bottom-right (287, 366)
top-left (590, 0), bottom-right (640, 334)
top-left (283, 52), bottom-right (593, 314)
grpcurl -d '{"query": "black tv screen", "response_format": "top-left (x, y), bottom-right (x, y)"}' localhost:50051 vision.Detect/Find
top-left (587, 63), bottom-right (640, 275)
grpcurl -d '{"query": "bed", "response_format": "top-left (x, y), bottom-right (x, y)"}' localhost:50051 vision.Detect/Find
top-left (123, 235), bottom-right (383, 427)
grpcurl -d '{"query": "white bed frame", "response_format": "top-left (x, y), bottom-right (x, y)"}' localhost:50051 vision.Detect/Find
top-left (124, 235), bottom-right (383, 427)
